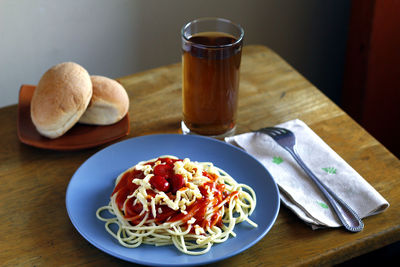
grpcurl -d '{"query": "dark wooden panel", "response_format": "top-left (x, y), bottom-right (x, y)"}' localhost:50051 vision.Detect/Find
top-left (342, 0), bottom-right (400, 157)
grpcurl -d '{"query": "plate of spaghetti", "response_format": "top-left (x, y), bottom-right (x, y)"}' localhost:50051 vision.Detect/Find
top-left (66, 134), bottom-right (280, 266)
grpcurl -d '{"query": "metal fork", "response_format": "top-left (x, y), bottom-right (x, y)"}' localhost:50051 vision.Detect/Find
top-left (257, 127), bottom-right (364, 232)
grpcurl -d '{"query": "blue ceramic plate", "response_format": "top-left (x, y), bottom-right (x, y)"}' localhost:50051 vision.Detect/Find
top-left (66, 134), bottom-right (280, 266)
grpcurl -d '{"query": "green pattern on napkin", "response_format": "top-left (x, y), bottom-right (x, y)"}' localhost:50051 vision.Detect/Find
top-left (272, 156), bottom-right (283, 165)
top-left (322, 167), bottom-right (337, 174)
top-left (317, 201), bottom-right (329, 209)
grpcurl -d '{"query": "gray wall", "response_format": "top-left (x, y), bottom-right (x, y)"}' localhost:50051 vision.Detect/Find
top-left (0, 0), bottom-right (350, 108)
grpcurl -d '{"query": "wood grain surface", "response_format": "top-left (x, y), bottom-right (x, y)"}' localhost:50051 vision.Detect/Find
top-left (0, 45), bottom-right (399, 266)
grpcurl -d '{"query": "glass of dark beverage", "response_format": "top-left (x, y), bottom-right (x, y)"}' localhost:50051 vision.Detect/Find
top-left (181, 18), bottom-right (244, 138)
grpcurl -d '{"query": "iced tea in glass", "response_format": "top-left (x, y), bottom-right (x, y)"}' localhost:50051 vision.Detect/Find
top-left (181, 18), bottom-right (244, 137)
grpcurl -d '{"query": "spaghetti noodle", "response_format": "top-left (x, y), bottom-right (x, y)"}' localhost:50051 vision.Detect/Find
top-left (96, 155), bottom-right (257, 255)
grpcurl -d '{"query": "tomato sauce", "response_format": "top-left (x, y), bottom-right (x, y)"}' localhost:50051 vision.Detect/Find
top-left (111, 157), bottom-right (239, 232)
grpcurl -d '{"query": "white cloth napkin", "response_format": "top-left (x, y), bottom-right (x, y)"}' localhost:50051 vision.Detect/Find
top-left (225, 119), bottom-right (389, 229)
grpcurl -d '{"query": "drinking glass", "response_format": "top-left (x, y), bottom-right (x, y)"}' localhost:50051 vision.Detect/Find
top-left (181, 17), bottom-right (244, 138)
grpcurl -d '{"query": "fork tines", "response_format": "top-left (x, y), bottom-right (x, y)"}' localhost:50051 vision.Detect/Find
top-left (257, 127), bottom-right (291, 136)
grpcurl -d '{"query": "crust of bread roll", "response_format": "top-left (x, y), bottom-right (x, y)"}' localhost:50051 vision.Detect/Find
top-left (79, 75), bottom-right (129, 125)
top-left (30, 62), bottom-right (92, 139)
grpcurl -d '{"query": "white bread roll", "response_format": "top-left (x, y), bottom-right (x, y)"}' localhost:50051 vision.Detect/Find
top-left (31, 62), bottom-right (92, 139)
top-left (79, 75), bottom-right (129, 125)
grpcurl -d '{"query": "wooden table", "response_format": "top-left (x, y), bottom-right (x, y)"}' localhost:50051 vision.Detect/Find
top-left (1, 45), bottom-right (399, 266)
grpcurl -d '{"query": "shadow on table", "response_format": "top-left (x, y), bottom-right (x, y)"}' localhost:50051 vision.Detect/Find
top-left (337, 241), bottom-right (399, 266)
